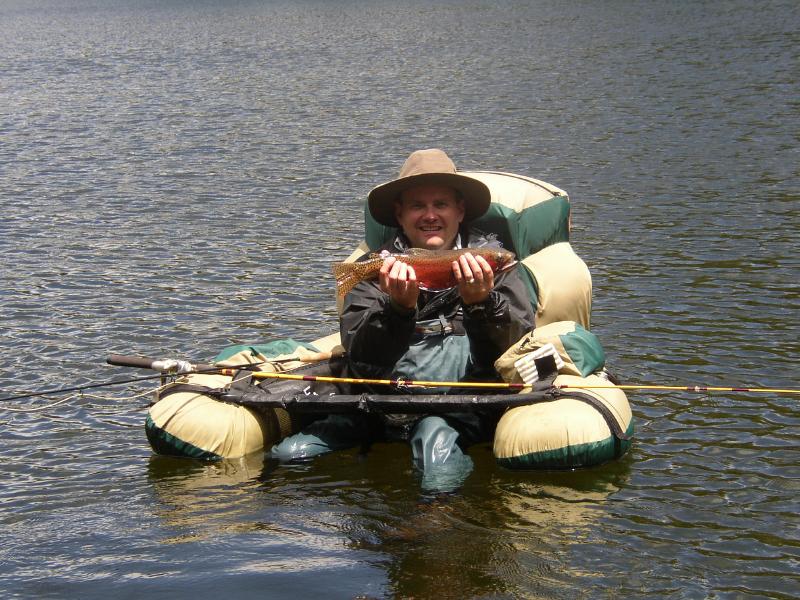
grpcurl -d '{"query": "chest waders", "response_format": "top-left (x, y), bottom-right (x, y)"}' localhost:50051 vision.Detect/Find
top-left (390, 315), bottom-right (472, 391)
top-left (391, 314), bottom-right (475, 492)
top-left (271, 313), bottom-right (475, 493)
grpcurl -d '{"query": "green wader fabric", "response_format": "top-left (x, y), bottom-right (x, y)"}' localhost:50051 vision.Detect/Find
top-left (409, 416), bottom-right (474, 493)
top-left (269, 414), bottom-right (377, 461)
top-left (270, 320), bottom-right (477, 492)
top-left (391, 319), bottom-right (472, 392)
top-left (270, 414), bottom-right (474, 493)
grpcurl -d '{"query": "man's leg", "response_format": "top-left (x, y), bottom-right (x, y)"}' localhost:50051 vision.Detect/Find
top-left (270, 413), bottom-right (372, 462)
top-left (409, 415), bottom-right (474, 493)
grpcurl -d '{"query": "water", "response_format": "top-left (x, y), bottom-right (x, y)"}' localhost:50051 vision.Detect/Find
top-left (1, 0), bottom-right (798, 598)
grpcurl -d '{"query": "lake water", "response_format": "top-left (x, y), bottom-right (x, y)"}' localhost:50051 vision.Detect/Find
top-left (1, 1), bottom-right (798, 598)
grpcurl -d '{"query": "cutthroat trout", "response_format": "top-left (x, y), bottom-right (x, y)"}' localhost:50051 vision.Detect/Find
top-left (332, 247), bottom-right (517, 298)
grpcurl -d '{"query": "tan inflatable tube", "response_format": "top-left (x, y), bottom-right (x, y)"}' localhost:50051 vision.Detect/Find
top-left (146, 372), bottom-right (293, 459)
top-left (493, 374), bottom-right (634, 469)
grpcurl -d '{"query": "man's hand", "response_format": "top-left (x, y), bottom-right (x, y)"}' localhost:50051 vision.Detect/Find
top-left (453, 252), bottom-right (494, 305)
top-left (379, 256), bottom-right (419, 310)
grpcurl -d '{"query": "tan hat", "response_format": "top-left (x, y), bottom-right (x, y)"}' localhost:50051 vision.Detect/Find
top-left (367, 149), bottom-right (491, 227)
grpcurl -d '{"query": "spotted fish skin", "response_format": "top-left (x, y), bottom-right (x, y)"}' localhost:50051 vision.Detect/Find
top-left (332, 247), bottom-right (516, 298)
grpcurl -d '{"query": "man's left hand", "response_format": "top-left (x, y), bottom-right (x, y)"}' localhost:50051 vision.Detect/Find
top-left (453, 252), bottom-right (494, 305)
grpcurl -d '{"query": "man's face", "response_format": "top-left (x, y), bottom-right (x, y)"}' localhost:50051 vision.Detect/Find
top-left (395, 185), bottom-right (465, 250)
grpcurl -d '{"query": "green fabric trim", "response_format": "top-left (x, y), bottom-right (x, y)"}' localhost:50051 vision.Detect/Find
top-left (559, 324), bottom-right (606, 377)
top-left (213, 339), bottom-right (320, 362)
top-left (497, 420), bottom-right (635, 470)
top-left (364, 197), bottom-right (570, 257)
top-left (145, 415), bottom-right (222, 460)
top-left (365, 205), bottom-right (397, 251)
top-left (473, 199), bottom-right (570, 257)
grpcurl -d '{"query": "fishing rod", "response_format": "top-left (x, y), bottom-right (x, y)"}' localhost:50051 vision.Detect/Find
top-left (225, 370), bottom-right (800, 395)
top-left (105, 354), bottom-right (800, 395)
top-left (0, 357), bottom-right (266, 403)
top-left (218, 368), bottom-right (531, 390)
top-left (1, 354), bottom-right (330, 404)
top-left (106, 354), bottom-right (535, 390)
top-left (0, 372), bottom-right (177, 403)
top-left (5, 353), bottom-right (797, 404)
top-left (556, 384), bottom-right (800, 395)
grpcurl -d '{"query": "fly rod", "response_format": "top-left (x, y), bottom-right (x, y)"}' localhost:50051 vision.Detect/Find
top-left (0, 357), bottom-right (266, 403)
top-left (105, 354), bottom-right (800, 395)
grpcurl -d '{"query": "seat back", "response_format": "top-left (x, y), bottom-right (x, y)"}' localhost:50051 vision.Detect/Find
top-left (343, 171), bottom-right (591, 328)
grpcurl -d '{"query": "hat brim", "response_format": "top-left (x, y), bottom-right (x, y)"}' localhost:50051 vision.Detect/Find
top-left (367, 173), bottom-right (491, 227)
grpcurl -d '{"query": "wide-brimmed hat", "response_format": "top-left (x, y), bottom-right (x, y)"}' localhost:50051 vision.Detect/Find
top-left (367, 149), bottom-right (491, 227)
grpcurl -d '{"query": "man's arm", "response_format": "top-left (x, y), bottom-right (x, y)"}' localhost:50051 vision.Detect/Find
top-left (339, 279), bottom-right (417, 369)
top-left (462, 266), bottom-right (535, 376)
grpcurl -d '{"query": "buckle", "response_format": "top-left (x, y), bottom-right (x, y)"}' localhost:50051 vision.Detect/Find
top-left (513, 343), bottom-right (565, 385)
top-left (414, 316), bottom-right (454, 335)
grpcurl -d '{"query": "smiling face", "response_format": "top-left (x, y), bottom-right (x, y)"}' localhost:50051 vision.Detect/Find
top-left (394, 185), bottom-right (466, 250)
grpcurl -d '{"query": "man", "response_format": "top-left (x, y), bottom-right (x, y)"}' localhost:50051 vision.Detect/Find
top-left (272, 149), bottom-right (535, 491)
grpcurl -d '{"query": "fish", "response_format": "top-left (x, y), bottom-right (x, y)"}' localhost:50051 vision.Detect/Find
top-left (332, 247), bottom-right (517, 298)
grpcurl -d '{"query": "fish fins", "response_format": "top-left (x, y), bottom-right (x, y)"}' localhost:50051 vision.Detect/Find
top-left (332, 259), bottom-right (382, 298)
top-left (332, 262), bottom-right (360, 298)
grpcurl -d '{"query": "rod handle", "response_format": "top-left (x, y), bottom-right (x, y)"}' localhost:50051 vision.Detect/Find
top-left (106, 354), bottom-right (159, 369)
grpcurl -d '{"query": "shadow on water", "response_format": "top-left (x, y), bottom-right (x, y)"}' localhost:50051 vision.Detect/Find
top-left (146, 443), bottom-right (632, 598)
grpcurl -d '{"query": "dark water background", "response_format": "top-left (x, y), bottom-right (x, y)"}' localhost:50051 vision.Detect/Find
top-left (1, 1), bottom-right (798, 598)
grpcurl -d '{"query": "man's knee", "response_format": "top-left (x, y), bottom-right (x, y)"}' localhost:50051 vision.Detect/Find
top-left (269, 414), bottom-right (369, 462)
top-left (410, 415), bottom-right (464, 469)
top-left (410, 415), bottom-right (474, 493)
top-left (269, 431), bottom-right (332, 462)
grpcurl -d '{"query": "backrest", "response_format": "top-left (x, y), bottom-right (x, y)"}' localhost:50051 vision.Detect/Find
top-left (363, 171), bottom-right (571, 257)
top-left (341, 171), bottom-right (591, 328)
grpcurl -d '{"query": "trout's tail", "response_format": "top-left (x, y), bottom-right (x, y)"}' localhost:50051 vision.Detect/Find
top-left (332, 260), bottom-right (381, 298)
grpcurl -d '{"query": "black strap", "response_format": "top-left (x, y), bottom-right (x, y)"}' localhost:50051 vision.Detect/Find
top-left (159, 369), bottom-right (255, 404)
top-left (221, 389), bottom-right (555, 412)
top-left (551, 388), bottom-right (632, 441)
top-left (159, 383), bottom-right (226, 400)
top-left (156, 375), bottom-right (630, 442)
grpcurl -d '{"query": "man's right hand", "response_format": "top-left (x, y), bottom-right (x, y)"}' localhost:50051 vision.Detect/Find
top-left (379, 256), bottom-right (419, 310)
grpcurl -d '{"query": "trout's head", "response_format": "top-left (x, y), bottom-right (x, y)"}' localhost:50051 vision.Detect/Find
top-left (488, 248), bottom-right (517, 271)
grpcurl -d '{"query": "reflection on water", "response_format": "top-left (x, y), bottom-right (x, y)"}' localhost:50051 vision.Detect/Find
top-left (147, 454), bottom-right (270, 544)
top-left (2, 0), bottom-right (799, 597)
top-left (145, 444), bottom-right (631, 598)
top-left (352, 448), bottom-right (632, 598)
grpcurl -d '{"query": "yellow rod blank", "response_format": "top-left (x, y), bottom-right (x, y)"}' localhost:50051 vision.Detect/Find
top-left (215, 368), bottom-right (800, 394)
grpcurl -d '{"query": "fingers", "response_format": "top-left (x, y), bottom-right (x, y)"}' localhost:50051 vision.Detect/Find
top-left (455, 253), bottom-right (494, 284)
top-left (380, 252), bottom-right (494, 309)
top-left (474, 254), bottom-right (494, 288)
top-left (454, 253), bottom-right (494, 305)
top-left (389, 260), bottom-right (416, 287)
top-left (379, 256), bottom-right (397, 291)
top-left (380, 257), bottom-right (418, 309)
top-left (452, 254), bottom-right (477, 284)
top-left (461, 254), bottom-right (478, 284)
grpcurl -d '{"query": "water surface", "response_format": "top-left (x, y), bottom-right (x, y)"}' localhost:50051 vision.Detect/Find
top-left (1, 1), bottom-right (798, 598)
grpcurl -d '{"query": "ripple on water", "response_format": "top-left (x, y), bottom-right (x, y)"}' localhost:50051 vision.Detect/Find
top-left (1, 1), bottom-right (799, 598)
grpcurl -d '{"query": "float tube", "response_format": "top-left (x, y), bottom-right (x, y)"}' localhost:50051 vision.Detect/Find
top-left (144, 335), bottom-right (342, 460)
top-left (493, 321), bottom-right (634, 468)
top-left (138, 171), bottom-right (633, 468)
